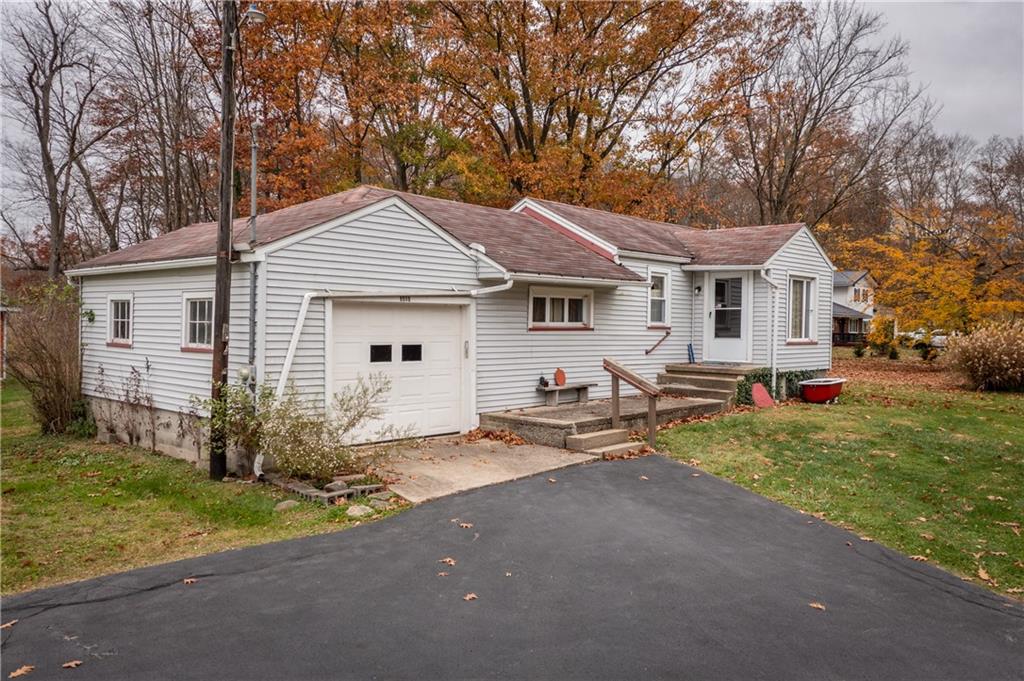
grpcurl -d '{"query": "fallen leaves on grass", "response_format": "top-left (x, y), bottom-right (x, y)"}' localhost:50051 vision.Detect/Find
top-left (808, 602), bottom-right (826, 611)
top-left (909, 555), bottom-right (929, 562)
top-left (8, 666), bottom-right (34, 678)
top-left (462, 429), bottom-right (526, 446)
top-left (61, 661), bottom-right (83, 669)
top-left (994, 521), bottom-right (1021, 536)
top-left (439, 557), bottom-right (457, 566)
top-left (920, 533), bottom-right (935, 541)
top-left (463, 593), bottom-right (478, 601)
top-left (1, 620), bottom-right (18, 629)
top-left (977, 566), bottom-right (994, 584)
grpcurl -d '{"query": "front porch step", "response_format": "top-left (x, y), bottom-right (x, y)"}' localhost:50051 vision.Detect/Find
top-left (657, 372), bottom-right (741, 390)
top-left (587, 441), bottom-right (644, 457)
top-left (664, 363), bottom-right (758, 377)
top-left (566, 428), bottom-right (629, 452)
top-left (659, 384), bottom-right (736, 402)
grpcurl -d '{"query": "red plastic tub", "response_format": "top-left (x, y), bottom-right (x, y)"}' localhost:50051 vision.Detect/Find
top-left (799, 378), bottom-right (846, 403)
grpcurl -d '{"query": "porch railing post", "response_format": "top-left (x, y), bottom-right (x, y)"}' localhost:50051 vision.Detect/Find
top-left (611, 374), bottom-right (620, 429)
top-left (647, 395), bottom-right (657, 448)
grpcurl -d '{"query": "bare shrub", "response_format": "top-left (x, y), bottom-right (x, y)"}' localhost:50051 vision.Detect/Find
top-left (4, 282), bottom-right (82, 433)
top-left (263, 374), bottom-right (408, 482)
top-left (946, 321), bottom-right (1024, 391)
top-left (189, 383), bottom-right (276, 476)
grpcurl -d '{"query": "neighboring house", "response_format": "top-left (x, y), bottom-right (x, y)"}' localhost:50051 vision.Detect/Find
top-left (67, 186), bottom-right (834, 466)
top-left (832, 270), bottom-right (876, 345)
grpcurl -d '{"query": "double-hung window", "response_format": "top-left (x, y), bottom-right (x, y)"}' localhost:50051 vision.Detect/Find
top-left (788, 277), bottom-right (815, 341)
top-left (108, 295), bottom-right (133, 346)
top-left (647, 268), bottom-right (670, 327)
top-left (182, 293), bottom-right (214, 351)
top-left (529, 287), bottom-right (593, 329)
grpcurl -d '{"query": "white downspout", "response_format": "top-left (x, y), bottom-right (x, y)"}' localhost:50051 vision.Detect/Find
top-left (759, 269), bottom-right (780, 397)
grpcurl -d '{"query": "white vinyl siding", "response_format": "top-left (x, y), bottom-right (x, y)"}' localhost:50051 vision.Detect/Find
top-left (261, 203), bottom-right (481, 410)
top-left (475, 256), bottom-right (693, 413)
top-left (81, 265), bottom-right (254, 412)
top-left (768, 230), bottom-right (834, 370)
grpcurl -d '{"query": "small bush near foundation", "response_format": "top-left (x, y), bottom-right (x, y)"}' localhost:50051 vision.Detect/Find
top-left (888, 346), bottom-right (900, 360)
top-left (263, 374), bottom-right (408, 482)
top-left (947, 321), bottom-right (1024, 391)
top-left (190, 383), bottom-right (277, 475)
top-left (4, 282), bottom-right (82, 433)
top-left (735, 368), bottom-right (817, 405)
top-left (852, 344), bottom-right (866, 358)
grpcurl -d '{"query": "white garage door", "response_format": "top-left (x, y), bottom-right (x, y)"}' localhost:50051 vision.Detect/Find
top-left (332, 302), bottom-right (465, 441)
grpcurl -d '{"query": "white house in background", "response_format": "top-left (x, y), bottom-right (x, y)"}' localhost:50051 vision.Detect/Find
top-left (67, 186), bottom-right (834, 467)
top-left (831, 270), bottom-right (877, 345)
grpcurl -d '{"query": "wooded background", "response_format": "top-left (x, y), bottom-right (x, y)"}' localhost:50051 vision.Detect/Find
top-left (2, 0), bottom-right (1022, 331)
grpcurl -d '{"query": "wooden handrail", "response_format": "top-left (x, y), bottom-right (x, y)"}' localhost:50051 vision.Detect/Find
top-left (603, 357), bottom-right (660, 448)
top-left (602, 357), bottom-right (660, 397)
top-left (644, 329), bottom-right (671, 355)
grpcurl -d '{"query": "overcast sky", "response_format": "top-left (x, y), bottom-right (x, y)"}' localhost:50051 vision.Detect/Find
top-left (871, 1), bottom-right (1024, 139)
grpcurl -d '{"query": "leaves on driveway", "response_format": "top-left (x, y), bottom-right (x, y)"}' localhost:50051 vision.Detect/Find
top-left (458, 522), bottom-right (473, 529)
top-left (909, 555), bottom-right (928, 562)
top-left (439, 557), bottom-right (457, 566)
top-left (8, 666), bottom-right (34, 678)
top-left (547, 478), bottom-right (557, 484)
top-left (62, 661), bottom-right (83, 669)
top-left (183, 577), bottom-right (197, 585)
top-left (437, 571), bottom-right (449, 577)
top-left (1, 620), bottom-right (18, 629)
top-left (463, 593), bottom-right (478, 601)
top-left (808, 602), bottom-right (826, 611)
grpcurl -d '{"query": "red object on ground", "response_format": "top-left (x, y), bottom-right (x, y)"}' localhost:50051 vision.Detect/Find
top-left (751, 383), bottom-right (774, 408)
top-left (554, 368), bottom-right (566, 386)
top-left (799, 378), bottom-right (846, 403)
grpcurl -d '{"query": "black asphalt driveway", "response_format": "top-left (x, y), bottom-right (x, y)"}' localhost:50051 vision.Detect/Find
top-left (2, 456), bottom-right (1021, 680)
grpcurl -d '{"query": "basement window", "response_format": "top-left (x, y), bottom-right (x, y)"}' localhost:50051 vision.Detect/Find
top-left (528, 287), bottom-right (593, 329)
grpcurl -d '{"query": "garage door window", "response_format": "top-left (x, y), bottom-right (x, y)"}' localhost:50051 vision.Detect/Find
top-left (370, 344), bottom-right (392, 363)
top-left (401, 344), bottom-right (422, 362)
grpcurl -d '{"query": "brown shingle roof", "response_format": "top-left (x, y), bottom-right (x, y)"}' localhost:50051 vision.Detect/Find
top-left (526, 198), bottom-right (694, 257)
top-left (673, 223), bottom-right (805, 266)
top-left (73, 186), bottom-right (642, 282)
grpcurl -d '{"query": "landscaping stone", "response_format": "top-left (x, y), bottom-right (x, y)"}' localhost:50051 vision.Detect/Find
top-left (369, 499), bottom-right (390, 511)
top-left (324, 481), bottom-right (349, 492)
top-left (335, 474), bottom-right (365, 483)
top-left (274, 500), bottom-right (299, 512)
top-left (368, 491), bottom-right (395, 501)
top-left (346, 504), bottom-right (374, 518)
top-left (323, 490), bottom-right (354, 505)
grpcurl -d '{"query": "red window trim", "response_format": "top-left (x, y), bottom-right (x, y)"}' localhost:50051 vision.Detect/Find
top-left (785, 340), bottom-right (819, 346)
top-left (106, 341), bottom-right (132, 349)
top-left (180, 346), bottom-right (214, 354)
top-left (528, 326), bottom-right (594, 332)
top-left (647, 324), bottom-right (671, 331)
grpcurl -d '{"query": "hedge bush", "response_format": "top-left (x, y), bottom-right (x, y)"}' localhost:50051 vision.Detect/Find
top-left (946, 321), bottom-right (1024, 391)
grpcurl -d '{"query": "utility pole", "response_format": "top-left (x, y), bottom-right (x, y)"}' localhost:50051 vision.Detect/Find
top-left (210, 0), bottom-right (238, 480)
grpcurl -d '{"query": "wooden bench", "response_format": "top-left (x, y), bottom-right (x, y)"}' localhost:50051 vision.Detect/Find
top-left (537, 382), bottom-right (598, 407)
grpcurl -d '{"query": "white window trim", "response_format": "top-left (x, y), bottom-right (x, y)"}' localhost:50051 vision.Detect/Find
top-left (787, 276), bottom-right (817, 342)
top-left (107, 294), bottom-right (134, 346)
top-left (180, 291), bottom-right (215, 351)
top-left (527, 286), bottom-right (594, 330)
top-left (647, 266), bottom-right (671, 328)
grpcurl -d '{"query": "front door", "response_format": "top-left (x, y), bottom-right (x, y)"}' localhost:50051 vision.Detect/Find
top-left (705, 272), bottom-right (751, 362)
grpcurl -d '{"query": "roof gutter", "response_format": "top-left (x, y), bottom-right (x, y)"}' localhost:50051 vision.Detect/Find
top-left (680, 264), bottom-right (767, 271)
top-left (509, 273), bottom-right (646, 287)
top-left (66, 256), bottom-right (217, 277)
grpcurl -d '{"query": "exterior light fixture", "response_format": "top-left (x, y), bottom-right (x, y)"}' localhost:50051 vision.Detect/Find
top-left (244, 3), bottom-right (266, 25)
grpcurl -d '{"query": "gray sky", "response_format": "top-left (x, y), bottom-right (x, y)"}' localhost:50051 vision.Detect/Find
top-left (871, 1), bottom-right (1024, 139)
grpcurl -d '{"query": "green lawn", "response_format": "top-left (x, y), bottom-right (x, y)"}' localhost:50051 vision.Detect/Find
top-left (1, 381), bottom-right (402, 594)
top-left (659, 379), bottom-right (1024, 597)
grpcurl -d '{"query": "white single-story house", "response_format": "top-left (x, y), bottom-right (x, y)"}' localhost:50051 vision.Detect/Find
top-left (832, 270), bottom-right (877, 345)
top-left (67, 186), bottom-right (834, 465)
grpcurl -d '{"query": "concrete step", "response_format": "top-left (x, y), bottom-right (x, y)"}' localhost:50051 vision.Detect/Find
top-left (664, 363), bottom-right (757, 377)
top-left (657, 372), bottom-right (741, 390)
top-left (566, 428), bottom-right (629, 451)
top-left (587, 441), bottom-right (644, 457)
top-left (659, 384), bottom-right (735, 402)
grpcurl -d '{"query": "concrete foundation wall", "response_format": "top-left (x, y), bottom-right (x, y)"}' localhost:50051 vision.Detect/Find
top-left (87, 396), bottom-right (244, 472)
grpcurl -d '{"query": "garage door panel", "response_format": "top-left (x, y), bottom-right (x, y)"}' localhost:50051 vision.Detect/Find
top-left (332, 302), bottom-right (465, 442)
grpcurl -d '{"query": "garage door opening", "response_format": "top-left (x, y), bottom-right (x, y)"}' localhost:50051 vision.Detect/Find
top-left (331, 301), bottom-right (468, 442)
